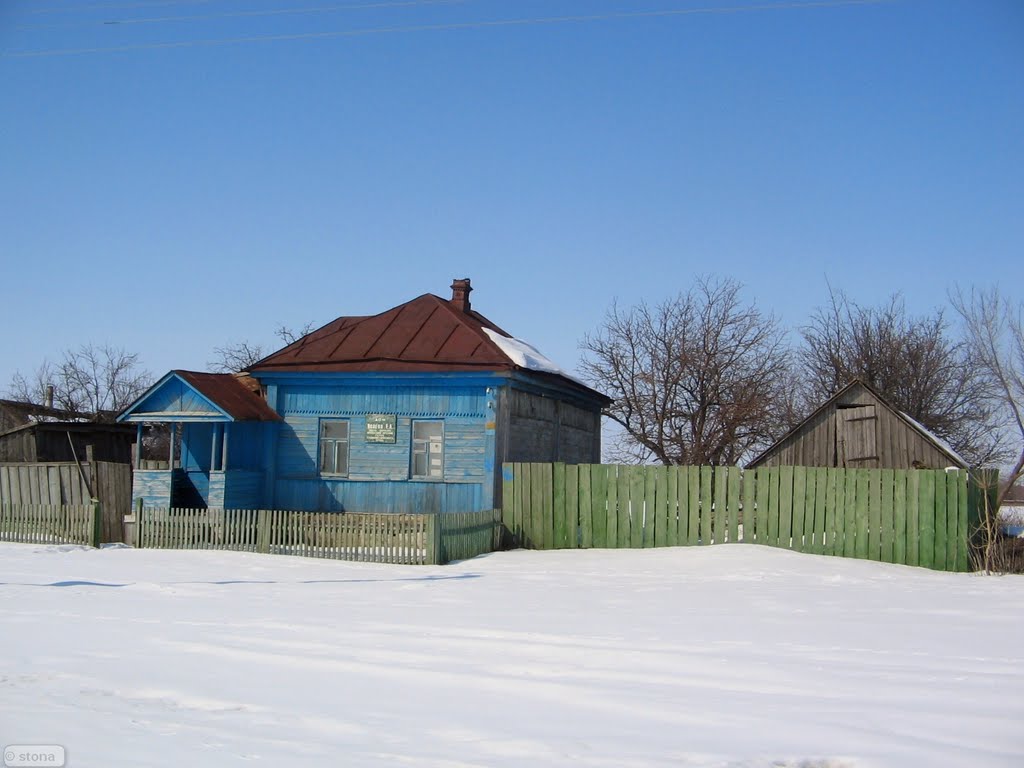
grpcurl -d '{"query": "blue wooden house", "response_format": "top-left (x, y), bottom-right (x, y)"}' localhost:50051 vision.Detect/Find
top-left (119, 279), bottom-right (610, 514)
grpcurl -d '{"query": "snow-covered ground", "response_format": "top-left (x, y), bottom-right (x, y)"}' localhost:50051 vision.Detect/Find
top-left (1, 543), bottom-right (1022, 768)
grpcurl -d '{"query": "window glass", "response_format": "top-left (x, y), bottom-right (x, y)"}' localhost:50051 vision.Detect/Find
top-left (412, 421), bottom-right (443, 479)
top-left (319, 420), bottom-right (350, 476)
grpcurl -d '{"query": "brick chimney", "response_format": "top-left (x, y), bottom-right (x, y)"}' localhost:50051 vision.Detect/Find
top-left (450, 278), bottom-right (472, 312)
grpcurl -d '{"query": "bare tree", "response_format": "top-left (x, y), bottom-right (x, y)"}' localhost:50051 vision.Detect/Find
top-left (7, 344), bottom-right (152, 422)
top-left (8, 360), bottom-right (58, 407)
top-left (951, 287), bottom-right (1024, 572)
top-left (208, 322), bottom-right (315, 373)
top-left (274, 322), bottom-right (315, 346)
top-left (580, 277), bottom-right (790, 466)
top-left (207, 340), bottom-right (267, 374)
top-left (798, 289), bottom-right (1001, 466)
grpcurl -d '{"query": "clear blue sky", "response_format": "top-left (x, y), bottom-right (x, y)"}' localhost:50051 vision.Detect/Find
top-left (2, 0), bottom-right (1021, 391)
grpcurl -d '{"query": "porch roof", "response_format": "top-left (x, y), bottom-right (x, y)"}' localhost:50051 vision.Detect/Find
top-left (117, 371), bottom-right (282, 424)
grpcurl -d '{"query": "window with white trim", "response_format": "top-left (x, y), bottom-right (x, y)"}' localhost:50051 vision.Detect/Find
top-left (319, 420), bottom-right (350, 476)
top-left (412, 420), bottom-right (444, 479)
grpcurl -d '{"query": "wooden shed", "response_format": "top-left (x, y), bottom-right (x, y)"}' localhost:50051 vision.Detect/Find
top-left (0, 421), bottom-right (136, 464)
top-left (119, 278), bottom-right (611, 514)
top-left (0, 398), bottom-right (69, 434)
top-left (747, 379), bottom-right (968, 470)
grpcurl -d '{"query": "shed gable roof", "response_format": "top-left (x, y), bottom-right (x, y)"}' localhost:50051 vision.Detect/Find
top-left (747, 379), bottom-right (968, 469)
top-left (0, 398), bottom-right (79, 424)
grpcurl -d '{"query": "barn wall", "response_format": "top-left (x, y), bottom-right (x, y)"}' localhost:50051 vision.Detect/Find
top-left (504, 388), bottom-right (602, 465)
top-left (0, 431), bottom-right (37, 462)
top-left (0, 426), bottom-right (134, 464)
top-left (0, 407), bottom-right (23, 435)
top-left (35, 427), bottom-right (135, 463)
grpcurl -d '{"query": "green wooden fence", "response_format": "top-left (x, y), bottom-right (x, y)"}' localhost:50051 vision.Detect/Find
top-left (1, 503), bottom-right (102, 547)
top-left (501, 463), bottom-right (978, 572)
top-left (136, 507), bottom-right (501, 565)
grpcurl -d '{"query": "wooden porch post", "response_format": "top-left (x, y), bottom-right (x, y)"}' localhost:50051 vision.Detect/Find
top-left (168, 423), bottom-right (176, 469)
top-left (211, 424), bottom-right (223, 471)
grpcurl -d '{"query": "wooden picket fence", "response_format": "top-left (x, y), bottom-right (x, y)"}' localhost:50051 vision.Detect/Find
top-left (1, 462), bottom-right (132, 543)
top-left (501, 463), bottom-right (982, 572)
top-left (136, 507), bottom-right (501, 565)
top-left (0, 503), bottom-right (101, 547)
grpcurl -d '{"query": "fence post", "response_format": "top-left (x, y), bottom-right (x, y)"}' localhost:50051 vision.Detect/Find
top-left (425, 514), bottom-right (443, 565)
top-left (91, 500), bottom-right (103, 548)
top-left (501, 463), bottom-right (516, 549)
top-left (134, 497), bottom-right (143, 548)
top-left (257, 509), bottom-right (271, 554)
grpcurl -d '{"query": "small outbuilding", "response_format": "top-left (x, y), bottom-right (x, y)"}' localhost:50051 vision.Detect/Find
top-left (119, 278), bottom-right (611, 513)
top-left (747, 379), bottom-right (968, 470)
top-left (0, 421), bottom-right (136, 464)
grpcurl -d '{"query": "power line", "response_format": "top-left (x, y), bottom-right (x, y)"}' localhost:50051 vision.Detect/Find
top-left (29, 0), bottom-right (224, 15)
top-left (20, 0), bottom-right (469, 30)
top-left (3, 0), bottom-right (896, 59)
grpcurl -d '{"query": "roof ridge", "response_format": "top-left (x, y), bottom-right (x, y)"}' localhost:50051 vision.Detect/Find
top-left (362, 301), bottom-right (408, 358)
top-left (429, 294), bottom-right (513, 364)
top-left (396, 303), bottom-right (440, 358)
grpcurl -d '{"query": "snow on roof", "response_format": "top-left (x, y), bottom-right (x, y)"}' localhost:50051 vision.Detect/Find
top-left (482, 328), bottom-right (587, 387)
top-left (1000, 504), bottom-right (1024, 526)
top-left (898, 410), bottom-right (968, 468)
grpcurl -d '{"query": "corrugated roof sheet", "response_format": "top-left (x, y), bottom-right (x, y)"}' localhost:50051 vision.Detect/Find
top-left (175, 371), bottom-right (281, 422)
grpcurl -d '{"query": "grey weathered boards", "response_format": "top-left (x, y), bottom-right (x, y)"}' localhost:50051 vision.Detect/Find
top-left (1, 503), bottom-right (101, 547)
top-left (501, 463), bottom-right (976, 572)
top-left (748, 380), bottom-right (968, 471)
top-left (0, 461), bottom-right (131, 543)
top-left (133, 507), bottom-right (500, 565)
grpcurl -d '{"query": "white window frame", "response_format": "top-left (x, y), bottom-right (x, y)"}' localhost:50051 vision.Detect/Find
top-left (411, 420), bottom-right (444, 480)
top-left (319, 419), bottom-right (350, 477)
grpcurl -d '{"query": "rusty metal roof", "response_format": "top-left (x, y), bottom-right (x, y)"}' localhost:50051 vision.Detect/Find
top-left (247, 287), bottom-right (611, 404)
top-left (175, 371), bottom-right (281, 421)
top-left (249, 293), bottom-right (518, 374)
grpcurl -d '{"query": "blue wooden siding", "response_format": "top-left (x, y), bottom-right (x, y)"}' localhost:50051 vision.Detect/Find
top-left (208, 472), bottom-right (224, 507)
top-left (221, 471), bottom-right (264, 508)
top-left (132, 376), bottom-right (222, 417)
top-left (226, 422), bottom-right (264, 470)
top-left (133, 469), bottom-right (262, 509)
top-left (180, 423), bottom-right (263, 471)
top-left (133, 469), bottom-right (172, 507)
top-left (276, 415), bottom-right (487, 482)
top-left (273, 477), bottom-right (482, 514)
top-left (268, 382), bottom-right (494, 513)
top-left (279, 384), bottom-right (489, 418)
top-left (181, 423), bottom-right (213, 471)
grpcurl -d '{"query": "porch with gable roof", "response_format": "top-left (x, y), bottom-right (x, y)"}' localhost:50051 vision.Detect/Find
top-left (118, 371), bottom-right (281, 509)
